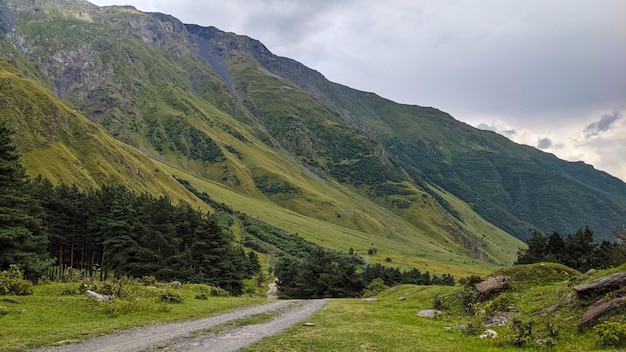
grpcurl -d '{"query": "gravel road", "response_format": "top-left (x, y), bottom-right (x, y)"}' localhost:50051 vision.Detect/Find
top-left (33, 299), bottom-right (327, 352)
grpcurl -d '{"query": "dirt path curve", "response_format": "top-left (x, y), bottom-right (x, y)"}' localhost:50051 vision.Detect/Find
top-left (33, 299), bottom-right (327, 352)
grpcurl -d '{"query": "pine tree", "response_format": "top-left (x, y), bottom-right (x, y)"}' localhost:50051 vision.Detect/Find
top-left (0, 119), bottom-right (51, 278)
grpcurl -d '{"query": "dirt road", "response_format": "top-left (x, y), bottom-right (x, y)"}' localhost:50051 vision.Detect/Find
top-left (34, 299), bottom-right (327, 352)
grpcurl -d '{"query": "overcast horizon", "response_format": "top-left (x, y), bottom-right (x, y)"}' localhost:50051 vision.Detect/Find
top-left (89, 0), bottom-right (626, 181)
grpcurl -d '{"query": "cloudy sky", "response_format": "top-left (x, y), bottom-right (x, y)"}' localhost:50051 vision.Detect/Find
top-left (89, 0), bottom-right (626, 181)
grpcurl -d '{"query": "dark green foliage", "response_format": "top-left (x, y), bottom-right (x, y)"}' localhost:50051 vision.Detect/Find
top-left (160, 117), bottom-right (225, 163)
top-left (26, 180), bottom-right (250, 295)
top-left (0, 119), bottom-right (51, 279)
top-left (330, 156), bottom-right (403, 186)
top-left (253, 175), bottom-right (300, 195)
top-left (275, 247), bottom-right (366, 298)
top-left (515, 228), bottom-right (626, 272)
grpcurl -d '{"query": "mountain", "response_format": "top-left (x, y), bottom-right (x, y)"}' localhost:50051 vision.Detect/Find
top-left (0, 0), bottom-right (624, 274)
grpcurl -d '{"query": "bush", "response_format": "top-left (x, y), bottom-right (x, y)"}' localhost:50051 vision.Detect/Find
top-left (141, 275), bottom-right (157, 286)
top-left (0, 265), bottom-right (34, 295)
top-left (160, 291), bottom-right (182, 303)
top-left (432, 294), bottom-right (454, 310)
top-left (485, 293), bottom-right (513, 315)
top-left (462, 319), bottom-right (484, 336)
top-left (594, 321), bottom-right (626, 348)
top-left (61, 283), bottom-right (85, 296)
top-left (506, 318), bottom-right (534, 347)
top-left (363, 278), bottom-right (388, 297)
top-left (0, 305), bottom-right (9, 316)
top-left (194, 293), bottom-right (208, 300)
top-left (209, 286), bottom-right (229, 297)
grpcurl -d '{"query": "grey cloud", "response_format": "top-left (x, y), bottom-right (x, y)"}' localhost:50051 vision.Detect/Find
top-left (476, 123), bottom-right (516, 138)
top-left (476, 123), bottom-right (495, 131)
top-left (537, 137), bottom-right (552, 150)
top-left (584, 112), bottom-right (622, 138)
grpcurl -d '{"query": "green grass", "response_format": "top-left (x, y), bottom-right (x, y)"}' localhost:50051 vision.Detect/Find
top-left (3, 264), bottom-right (624, 351)
top-left (0, 282), bottom-right (267, 352)
top-left (242, 263), bottom-right (625, 351)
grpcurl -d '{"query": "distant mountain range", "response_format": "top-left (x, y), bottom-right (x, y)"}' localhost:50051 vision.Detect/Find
top-left (1, 0), bottom-right (624, 273)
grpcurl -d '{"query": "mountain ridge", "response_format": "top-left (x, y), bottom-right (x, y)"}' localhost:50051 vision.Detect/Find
top-left (0, 0), bottom-right (624, 273)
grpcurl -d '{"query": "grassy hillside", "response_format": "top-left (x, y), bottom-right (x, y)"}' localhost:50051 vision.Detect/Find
top-left (0, 0), bottom-right (531, 272)
top-left (5, 0), bottom-right (623, 278)
top-left (0, 61), bottom-right (206, 208)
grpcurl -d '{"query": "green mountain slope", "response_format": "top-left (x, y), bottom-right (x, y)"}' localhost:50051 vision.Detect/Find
top-left (0, 60), bottom-right (205, 208)
top-left (188, 24), bottom-right (626, 241)
top-left (1, 0), bottom-right (623, 274)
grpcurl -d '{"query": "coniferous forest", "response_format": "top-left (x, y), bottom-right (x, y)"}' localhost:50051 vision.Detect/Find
top-left (515, 228), bottom-right (626, 272)
top-left (0, 118), bottom-right (458, 298)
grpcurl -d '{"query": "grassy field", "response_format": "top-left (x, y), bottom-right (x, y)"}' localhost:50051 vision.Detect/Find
top-left (241, 263), bottom-right (625, 352)
top-left (0, 281), bottom-right (267, 352)
top-left (2, 263), bottom-right (625, 351)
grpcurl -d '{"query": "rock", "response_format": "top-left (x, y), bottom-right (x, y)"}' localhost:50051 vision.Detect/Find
top-left (574, 272), bottom-right (626, 298)
top-left (444, 324), bottom-right (467, 331)
top-left (479, 329), bottom-right (498, 339)
top-left (398, 293), bottom-right (408, 301)
top-left (505, 306), bottom-right (518, 312)
top-left (85, 290), bottom-right (113, 303)
top-left (303, 322), bottom-right (315, 326)
top-left (579, 296), bottom-right (626, 330)
top-left (169, 280), bottom-right (183, 288)
top-left (484, 315), bottom-right (508, 327)
top-left (417, 309), bottom-right (441, 318)
top-left (475, 276), bottom-right (510, 299)
top-left (362, 297), bottom-right (378, 302)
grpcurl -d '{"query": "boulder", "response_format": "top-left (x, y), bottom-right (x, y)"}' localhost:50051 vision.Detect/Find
top-left (475, 276), bottom-right (510, 299)
top-left (574, 272), bottom-right (626, 298)
top-left (85, 290), bottom-right (113, 303)
top-left (579, 296), bottom-right (626, 330)
top-left (484, 315), bottom-right (508, 327)
top-left (417, 309), bottom-right (441, 318)
top-left (479, 329), bottom-right (498, 339)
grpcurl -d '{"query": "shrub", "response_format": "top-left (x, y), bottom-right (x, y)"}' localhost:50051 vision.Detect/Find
top-left (194, 293), bottom-right (208, 300)
top-left (209, 286), bottom-right (229, 297)
top-left (485, 293), bottom-right (513, 315)
top-left (432, 294), bottom-right (454, 310)
top-left (61, 283), bottom-right (85, 296)
top-left (462, 319), bottom-right (484, 336)
top-left (363, 278), bottom-right (388, 297)
top-left (0, 305), bottom-right (9, 316)
top-left (506, 318), bottom-right (534, 347)
top-left (141, 275), bottom-right (157, 286)
top-left (0, 265), bottom-right (34, 295)
top-left (594, 321), bottom-right (626, 348)
top-left (160, 291), bottom-right (182, 303)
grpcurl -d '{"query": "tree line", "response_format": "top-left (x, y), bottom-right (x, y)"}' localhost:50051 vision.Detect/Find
top-left (275, 251), bottom-right (455, 299)
top-left (515, 227), bottom-right (626, 272)
top-left (0, 118), bottom-right (258, 294)
top-left (1, 118), bottom-right (455, 298)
